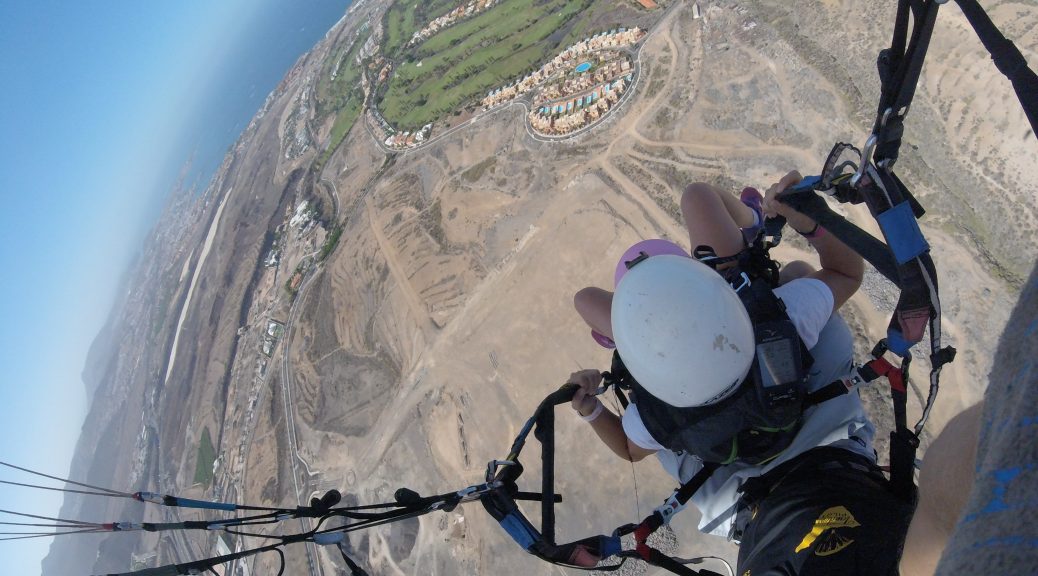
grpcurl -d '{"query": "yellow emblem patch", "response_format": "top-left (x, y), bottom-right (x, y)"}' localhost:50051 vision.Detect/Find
top-left (794, 506), bottom-right (860, 555)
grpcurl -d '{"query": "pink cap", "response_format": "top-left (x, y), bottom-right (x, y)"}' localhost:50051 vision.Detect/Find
top-left (614, 239), bottom-right (688, 286)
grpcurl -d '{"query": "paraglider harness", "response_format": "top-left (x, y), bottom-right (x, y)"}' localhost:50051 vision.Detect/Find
top-left (8, 1), bottom-right (1035, 575)
top-left (613, 241), bottom-right (817, 467)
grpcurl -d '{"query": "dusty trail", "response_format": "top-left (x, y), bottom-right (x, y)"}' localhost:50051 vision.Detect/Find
top-left (364, 196), bottom-right (438, 339)
top-left (351, 223), bottom-right (541, 473)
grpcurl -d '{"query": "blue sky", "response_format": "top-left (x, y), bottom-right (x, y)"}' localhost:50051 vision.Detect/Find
top-left (0, 1), bottom-right (346, 573)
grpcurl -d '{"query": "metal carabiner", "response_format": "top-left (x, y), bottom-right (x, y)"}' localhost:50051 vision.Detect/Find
top-left (850, 134), bottom-right (877, 187)
top-left (485, 459), bottom-right (517, 482)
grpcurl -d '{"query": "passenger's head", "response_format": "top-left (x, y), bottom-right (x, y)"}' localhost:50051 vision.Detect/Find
top-left (611, 255), bottom-right (754, 407)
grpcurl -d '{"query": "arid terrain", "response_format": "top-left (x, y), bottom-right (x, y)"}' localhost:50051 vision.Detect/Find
top-left (47, 1), bottom-right (1036, 575)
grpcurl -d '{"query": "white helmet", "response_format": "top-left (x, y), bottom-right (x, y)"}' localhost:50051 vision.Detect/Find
top-left (611, 255), bottom-right (754, 408)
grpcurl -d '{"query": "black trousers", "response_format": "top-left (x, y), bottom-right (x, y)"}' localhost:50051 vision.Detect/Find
top-left (735, 448), bottom-right (917, 575)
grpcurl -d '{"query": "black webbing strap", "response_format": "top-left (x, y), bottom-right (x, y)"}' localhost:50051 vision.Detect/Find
top-left (955, 0), bottom-right (1038, 135)
top-left (612, 462), bottom-right (722, 569)
top-left (604, 350), bottom-right (634, 409)
top-left (798, 342), bottom-right (919, 502)
top-left (777, 166), bottom-right (952, 501)
top-left (482, 384), bottom-right (629, 570)
top-left (873, 0), bottom-right (1038, 167)
top-left (482, 385), bottom-right (729, 575)
top-left (866, 340), bottom-right (920, 501)
top-left (339, 547), bottom-right (369, 576)
top-left (776, 184), bottom-right (900, 284)
top-left (624, 548), bottom-right (725, 576)
top-left (534, 385), bottom-right (559, 544)
top-left (872, 0), bottom-right (942, 166)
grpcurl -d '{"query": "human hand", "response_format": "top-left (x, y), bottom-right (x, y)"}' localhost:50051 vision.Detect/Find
top-left (568, 369), bottom-right (604, 416)
top-left (763, 170), bottom-right (816, 232)
top-left (761, 170), bottom-right (803, 218)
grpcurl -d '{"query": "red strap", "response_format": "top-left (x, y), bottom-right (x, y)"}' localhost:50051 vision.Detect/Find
top-left (866, 357), bottom-right (906, 393)
top-left (633, 515), bottom-right (662, 561)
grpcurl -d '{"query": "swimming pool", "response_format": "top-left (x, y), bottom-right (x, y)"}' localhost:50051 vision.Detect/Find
top-left (575, 61), bottom-right (592, 73)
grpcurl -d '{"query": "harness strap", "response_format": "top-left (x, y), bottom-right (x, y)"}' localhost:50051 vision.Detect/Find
top-left (616, 462), bottom-right (723, 565)
top-left (604, 350), bottom-right (633, 409)
top-left (872, 0), bottom-right (942, 167)
top-left (801, 339), bottom-right (921, 502)
top-left (954, 0), bottom-right (1038, 134)
top-left (339, 547), bottom-right (369, 576)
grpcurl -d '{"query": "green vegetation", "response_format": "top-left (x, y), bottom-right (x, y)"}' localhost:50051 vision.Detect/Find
top-left (461, 157), bottom-right (497, 183)
top-left (193, 427), bottom-right (217, 487)
top-left (378, 0), bottom-right (595, 130)
top-left (319, 223), bottom-right (344, 261)
top-left (283, 259), bottom-right (311, 298)
top-left (315, 29), bottom-right (372, 168)
top-left (284, 274), bottom-right (300, 298)
top-left (317, 88), bottom-right (364, 169)
top-left (419, 199), bottom-right (447, 249)
top-left (150, 284), bottom-right (175, 339)
top-left (383, 0), bottom-right (458, 59)
top-left (384, 5), bottom-right (418, 58)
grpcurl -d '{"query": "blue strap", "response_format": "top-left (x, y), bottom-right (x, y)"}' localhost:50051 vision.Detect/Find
top-left (600, 535), bottom-right (622, 558)
top-left (499, 511), bottom-right (539, 550)
top-left (886, 328), bottom-right (914, 357)
top-left (789, 174), bottom-right (823, 192)
top-left (877, 201), bottom-right (929, 264)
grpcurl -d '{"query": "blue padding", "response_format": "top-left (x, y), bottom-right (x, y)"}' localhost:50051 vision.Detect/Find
top-left (878, 202), bottom-right (929, 264)
top-left (886, 329), bottom-right (914, 357)
top-left (173, 497), bottom-right (236, 511)
top-left (790, 174), bottom-right (822, 192)
top-left (499, 512), bottom-right (539, 550)
top-left (600, 536), bottom-right (622, 558)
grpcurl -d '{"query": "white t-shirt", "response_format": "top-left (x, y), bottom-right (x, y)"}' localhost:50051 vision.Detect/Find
top-left (620, 278), bottom-right (876, 537)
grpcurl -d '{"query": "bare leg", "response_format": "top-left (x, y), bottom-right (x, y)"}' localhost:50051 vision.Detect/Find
top-left (901, 402), bottom-right (983, 576)
top-left (779, 260), bottom-right (816, 285)
top-left (681, 182), bottom-right (755, 258)
top-left (574, 287), bottom-right (614, 339)
top-left (578, 183), bottom-right (757, 340)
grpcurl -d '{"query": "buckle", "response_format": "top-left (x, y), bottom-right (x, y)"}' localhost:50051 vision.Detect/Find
top-left (653, 491), bottom-right (686, 525)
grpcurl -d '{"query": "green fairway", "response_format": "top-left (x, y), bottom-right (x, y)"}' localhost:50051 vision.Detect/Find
top-left (193, 427), bottom-right (217, 487)
top-left (383, 0), bottom-right (458, 59)
top-left (378, 0), bottom-right (595, 130)
top-left (315, 29), bottom-right (371, 167)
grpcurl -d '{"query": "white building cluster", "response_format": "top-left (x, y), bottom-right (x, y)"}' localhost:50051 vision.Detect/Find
top-left (384, 123), bottom-right (433, 149)
top-left (409, 0), bottom-right (501, 46)
top-left (528, 75), bottom-right (629, 136)
top-left (481, 27), bottom-right (644, 109)
top-left (539, 57), bottom-right (631, 102)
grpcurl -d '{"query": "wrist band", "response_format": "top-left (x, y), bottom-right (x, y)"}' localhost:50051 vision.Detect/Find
top-left (580, 399), bottom-right (604, 422)
top-left (797, 223), bottom-right (825, 239)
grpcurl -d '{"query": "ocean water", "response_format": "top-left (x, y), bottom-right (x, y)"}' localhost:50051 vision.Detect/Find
top-left (166, 0), bottom-right (352, 197)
